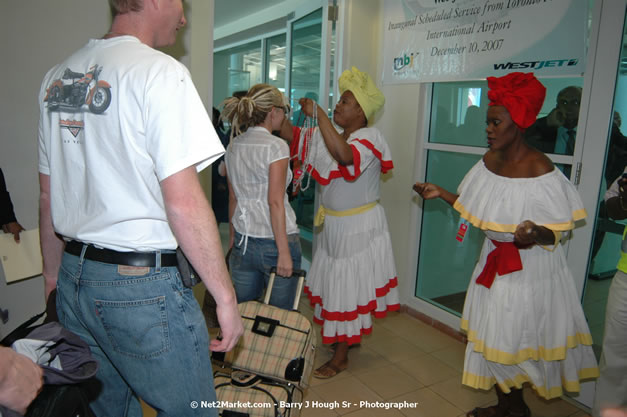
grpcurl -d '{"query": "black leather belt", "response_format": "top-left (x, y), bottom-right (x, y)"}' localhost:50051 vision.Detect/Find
top-left (64, 241), bottom-right (178, 267)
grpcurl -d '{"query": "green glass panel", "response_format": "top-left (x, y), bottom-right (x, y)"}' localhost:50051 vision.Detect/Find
top-left (289, 8), bottom-right (323, 237)
top-left (415, 150), bottom-right (483, 315)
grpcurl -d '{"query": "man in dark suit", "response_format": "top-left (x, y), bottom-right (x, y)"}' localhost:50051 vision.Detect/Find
top-left (606, 112), bottom-right (627, 186)
top-left (525, 86), bottom-right (582, 155)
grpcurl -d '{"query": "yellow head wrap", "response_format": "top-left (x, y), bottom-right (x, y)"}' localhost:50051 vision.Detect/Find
top-left (338, 66), bottom-right (385, 126)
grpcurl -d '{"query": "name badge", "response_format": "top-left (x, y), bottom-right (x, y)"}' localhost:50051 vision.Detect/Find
top-left (456, 218), bottom-right (470, 244)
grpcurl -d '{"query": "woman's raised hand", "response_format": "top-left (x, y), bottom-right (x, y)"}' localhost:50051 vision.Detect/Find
top-left (413, 182), bottom-right (442, 200)
top-left (413, 182), bottom-right (459, 207)
top-left (298, 97), bottom-right (316, 118)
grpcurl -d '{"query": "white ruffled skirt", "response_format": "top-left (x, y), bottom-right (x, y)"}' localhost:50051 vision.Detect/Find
top-left (461, 236), bottom-right (599, 399)
top-left (305, 204), bottom-right (400, 345)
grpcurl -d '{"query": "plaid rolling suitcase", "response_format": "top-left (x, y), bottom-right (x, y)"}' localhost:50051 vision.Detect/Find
top-left (214, 371), bottom-right (303, 417)
top-left (214, 268), bottom-right (315, 390)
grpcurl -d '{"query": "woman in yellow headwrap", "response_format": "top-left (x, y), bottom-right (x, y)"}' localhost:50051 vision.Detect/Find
top-left (281, 66), bottom-right (400, 378)
top-left (414, 72), bottom-right (598, 417)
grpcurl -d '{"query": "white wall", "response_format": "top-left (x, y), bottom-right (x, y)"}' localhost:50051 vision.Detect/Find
top-left (0, 0), bottom-right (213, 336)
top-left (214, 0), bottom-right (304, 41)
top-left (340, 0), bottom-right (423, 308)
top-left (0, 1), bottom-right (111, 337)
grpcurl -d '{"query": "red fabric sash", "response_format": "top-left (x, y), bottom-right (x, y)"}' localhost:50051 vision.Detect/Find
top-left (476, 240), bottom-right (523, 289)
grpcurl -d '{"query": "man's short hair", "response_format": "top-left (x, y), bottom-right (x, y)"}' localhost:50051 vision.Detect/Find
top-left (109, 0), bottom-right (143, 15)
top-left (557, 86), bottom-right (582, 101)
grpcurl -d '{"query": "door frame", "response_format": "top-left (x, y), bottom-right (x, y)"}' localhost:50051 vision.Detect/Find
top-left (569, 0), bottom-right (626, 294)
top-left (285, 0), bottom-right (335, 110)
top-left (565, 1), bottom-right (625, 407)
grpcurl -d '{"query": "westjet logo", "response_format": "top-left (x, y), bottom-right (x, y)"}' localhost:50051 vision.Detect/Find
top-left (493, 59), bottom-right (579, 70)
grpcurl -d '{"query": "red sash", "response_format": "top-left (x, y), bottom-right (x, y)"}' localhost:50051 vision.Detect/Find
top-left (476, 240), bottom-right (523, 289)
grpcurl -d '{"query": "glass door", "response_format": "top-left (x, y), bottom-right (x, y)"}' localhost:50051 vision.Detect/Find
top-left (415, 76), bottom-right (585, 317)
top-left (213, 40), bottom-right (263, 106)
top-left (409, 1), bottom-right (599, 330)
top-left (582, 14), bottom-right (627, 358)
top-left (568, 0), bottom-right (627, 408)
top-left (410, 0), bottom-right (626, 409)
top-left (285, 1), bottom-right (336, 261)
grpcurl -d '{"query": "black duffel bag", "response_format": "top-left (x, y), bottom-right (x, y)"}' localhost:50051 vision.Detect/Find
top-left (0, 290), bottom-right (97, 417)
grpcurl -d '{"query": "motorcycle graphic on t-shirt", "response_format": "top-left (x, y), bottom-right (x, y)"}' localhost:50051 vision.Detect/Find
top-left (44, 65), bottom-right (111, 114)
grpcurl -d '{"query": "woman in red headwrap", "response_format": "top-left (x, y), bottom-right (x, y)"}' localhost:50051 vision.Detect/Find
top-left (413, 72), bottom-right (598, 417)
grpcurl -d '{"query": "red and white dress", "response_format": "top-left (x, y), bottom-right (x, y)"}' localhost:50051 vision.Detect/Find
top-left (454, 160), bottom-right (599, 399)
top-left (292, 126), bottom-right (400, 345)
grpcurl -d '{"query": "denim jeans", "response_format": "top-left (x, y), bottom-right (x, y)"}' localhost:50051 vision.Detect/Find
top-left (230, 232), bottom-right (301, 310)
top-left (56, 249), bottom-right (216, 417)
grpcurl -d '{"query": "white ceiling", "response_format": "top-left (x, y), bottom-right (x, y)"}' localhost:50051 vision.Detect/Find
top-left (213, 0), bottom-right (278, 31)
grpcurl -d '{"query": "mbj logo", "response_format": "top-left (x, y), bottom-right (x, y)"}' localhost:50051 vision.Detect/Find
top-left (493, 59), bottom-right (579, 71)
top-left (393, 52), bottom-right (419, 71)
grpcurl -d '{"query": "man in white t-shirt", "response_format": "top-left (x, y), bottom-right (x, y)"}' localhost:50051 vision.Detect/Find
top-left (37, 1), bottom-right (242, 415)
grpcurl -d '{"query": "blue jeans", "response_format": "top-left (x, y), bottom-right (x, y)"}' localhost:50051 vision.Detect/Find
top-left (56, 249), bottom-right (216, 417)
top-left (230, 232), bottom-right (301, 310)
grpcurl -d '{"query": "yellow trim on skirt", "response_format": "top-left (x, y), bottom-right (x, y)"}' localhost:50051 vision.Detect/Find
top-left (314, 201), bottom-right (378, 227)
top-left (461, 320), bottom-right (594, 364)
top-left (462, 367), bottom-right (599, 400)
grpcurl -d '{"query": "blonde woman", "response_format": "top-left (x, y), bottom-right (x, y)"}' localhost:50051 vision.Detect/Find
top-left (221, 84), bottom-right (301, 309)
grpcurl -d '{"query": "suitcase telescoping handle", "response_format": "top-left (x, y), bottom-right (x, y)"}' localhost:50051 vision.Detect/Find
top-left (265, 268), bottom-right (307, 310)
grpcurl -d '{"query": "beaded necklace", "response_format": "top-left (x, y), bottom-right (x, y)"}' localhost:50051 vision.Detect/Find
top-left (296, 100), bottom-right (318, 191)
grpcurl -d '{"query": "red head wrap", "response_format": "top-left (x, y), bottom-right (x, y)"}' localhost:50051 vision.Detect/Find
top-left (487, 72), bottom-right (546, 129)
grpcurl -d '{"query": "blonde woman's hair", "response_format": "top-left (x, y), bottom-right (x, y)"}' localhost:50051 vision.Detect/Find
top-left (221, 84), bottom-right (286, 140)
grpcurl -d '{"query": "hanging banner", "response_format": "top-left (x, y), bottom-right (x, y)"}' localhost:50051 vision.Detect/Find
top-left (382, 0), bottom-right (587, 84)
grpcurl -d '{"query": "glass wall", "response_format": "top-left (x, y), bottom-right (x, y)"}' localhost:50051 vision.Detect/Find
top-left (416, 150), bottom-right (483, 314)
top-left (289, 8), bottom-right (323, 126)
top-left (582, 11), bottom-right (627, 358)
top-left (429, 82), bottom-right (490, 147)
top-left (265, 34), bottom-right (287, 92)
top-left (429, 78), bottom-right (584, 150)
top-left (213, 40), bottom-right (262, 109)
top-left (327, 21), bottom-right (336, 119)
top-left (288, 8), bottom-right (324, 244)
top-left (417, 76), bottom-right (586, 315)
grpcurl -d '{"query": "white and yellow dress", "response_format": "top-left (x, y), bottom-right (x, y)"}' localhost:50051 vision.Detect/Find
top-left (293, 126), bottom-right (400, 345)
top-left (454, 160), bottom-right (599, 399)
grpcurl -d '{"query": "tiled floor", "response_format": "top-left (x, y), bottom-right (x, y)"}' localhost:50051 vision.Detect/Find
top-left (142, 293), bottom-right (591, 417)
